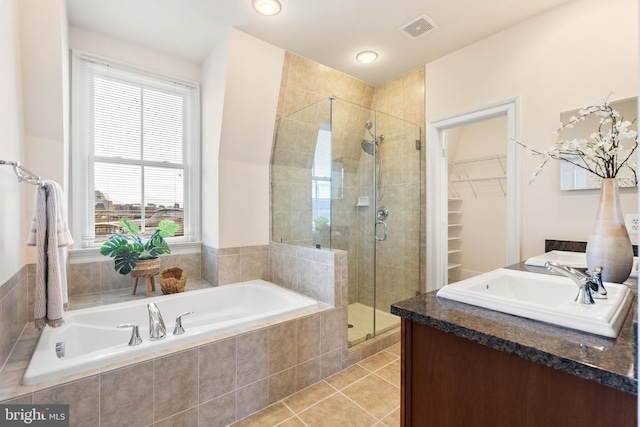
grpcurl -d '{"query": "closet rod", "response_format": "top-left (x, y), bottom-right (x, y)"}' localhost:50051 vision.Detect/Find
top-left (450, 154), bottom-right (506, 166)
top-left (0, 160), bottom-right (43, 186)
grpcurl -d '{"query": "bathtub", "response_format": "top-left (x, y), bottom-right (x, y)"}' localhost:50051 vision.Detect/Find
top-left (23, 280), bottom-right (319, 385)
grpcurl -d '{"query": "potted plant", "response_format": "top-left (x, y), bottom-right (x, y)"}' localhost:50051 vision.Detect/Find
top-left (516, 95), bottom-right (638, 282)
top-left (100, 216), bottom-right (179, 275)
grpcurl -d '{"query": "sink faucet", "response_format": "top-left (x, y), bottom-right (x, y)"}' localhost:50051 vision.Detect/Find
top-left (147, 302), bottom-right (167, 340)
top-left (545, 261), bottom-right (606, 305)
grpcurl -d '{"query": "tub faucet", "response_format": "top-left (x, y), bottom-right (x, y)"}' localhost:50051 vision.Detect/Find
top-left (147, 303), bottom-right (167, 340)
top-left (545, 261), bottom-right (606, 305)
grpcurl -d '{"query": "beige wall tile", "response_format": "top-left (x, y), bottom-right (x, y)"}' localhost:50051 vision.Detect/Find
top-left (296, 314), bottom-right (320, 364)
top-left (99, 261), bottom-right (129, 291)
top-left (268, 366), bottom-right (296, 404)
top-left (34, 376), bottom-right (100, 427)
top-left (154, 349), bottom-right (198, 420)
top-left (237, 329), bottom-right (268, 388)
top-left (236, 378), bottom-right (269, 420)
top-left (199, 391), bottom-right (236, 427)
top-left (66, 262), bottom-right (101, 296)
top-left (99, 362), bottom-right (153, 427)
top-left (269, 321), bottom-right (297, 374)
top-left (320, 309), bottom-right (342, 353)
top-left (199, 337), bottom-right (236, 402)
top-left (240, 252), bottom-right (262, 281)
top-left (295, 357), bottom-right (321, 391)
top-left (320, 348), bottom-right (342, 379)
top-left (155, 407), bottom-right (199, 427)
top-left (218, 254), bottom-right (242, 285)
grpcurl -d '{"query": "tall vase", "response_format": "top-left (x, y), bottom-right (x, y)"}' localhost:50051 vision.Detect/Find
top-left (585, 178), bottom-right (633, 283)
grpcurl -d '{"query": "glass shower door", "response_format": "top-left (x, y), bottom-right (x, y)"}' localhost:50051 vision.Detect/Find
top-left (370, 112), bottom-right (421, 337)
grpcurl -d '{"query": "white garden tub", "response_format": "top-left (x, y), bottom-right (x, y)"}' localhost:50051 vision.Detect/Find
top-left (23, 280), bottom-right (319, 385)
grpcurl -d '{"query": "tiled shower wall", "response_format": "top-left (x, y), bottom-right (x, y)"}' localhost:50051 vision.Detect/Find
top-left (275, 52), bottom-right (426, 310)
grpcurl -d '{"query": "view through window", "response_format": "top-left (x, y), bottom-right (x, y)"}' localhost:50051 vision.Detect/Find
top-left (72, 52), bottom-right (200, 245)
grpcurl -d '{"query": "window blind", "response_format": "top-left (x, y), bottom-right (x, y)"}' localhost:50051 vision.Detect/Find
top-left (71, 51), bottom-right (200, 246)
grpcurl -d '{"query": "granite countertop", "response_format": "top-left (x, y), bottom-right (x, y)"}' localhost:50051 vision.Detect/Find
top-left (391, 263), bottom-right (638, 395)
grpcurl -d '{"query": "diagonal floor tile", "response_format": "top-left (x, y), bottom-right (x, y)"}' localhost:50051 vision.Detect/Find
top-left (298, 393), bottom-right (377, 427)
top-left (324, 364), bottom-right (369, 390)
top-left (231, 402), bottom-right (294, 427)
top-left (358, 351), bottom-right (398, 373)
top-left (283, 381), bottom-right (336, 414)
top-left (374, 359), bottom-right (400, 387)
top-left (341, 374), bottom-right (400, 420)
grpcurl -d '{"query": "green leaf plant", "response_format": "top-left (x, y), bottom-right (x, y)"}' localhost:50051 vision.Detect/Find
top-left (100, 217), bottom-right (178, 275)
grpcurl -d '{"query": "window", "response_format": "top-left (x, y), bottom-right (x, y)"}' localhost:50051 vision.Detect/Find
top-left (311, 128), bottom-right (332, 229)
top-left (71, 51), bottom-right (200, 247)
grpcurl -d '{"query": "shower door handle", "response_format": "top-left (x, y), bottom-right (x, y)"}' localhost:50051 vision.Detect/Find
top-left (375, 220), bottom-right (387, 241)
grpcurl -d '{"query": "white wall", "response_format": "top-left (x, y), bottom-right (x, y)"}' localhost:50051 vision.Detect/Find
top-left (0, 0), bottom-right (26, 283)
top-left (203, 28), bottom-right (284, 248)
top-left (201, 31), bottom-right (230, 248)
top-left (19, 0), bottom-right (70, 263)
top-left (426, 0), bottom-right (638, 259)
top-left (68, 26), bottom-right (202, 83)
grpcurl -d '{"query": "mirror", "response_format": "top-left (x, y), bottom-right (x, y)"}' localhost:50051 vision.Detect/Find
top-left (559, 97), bottom-right (638, 190)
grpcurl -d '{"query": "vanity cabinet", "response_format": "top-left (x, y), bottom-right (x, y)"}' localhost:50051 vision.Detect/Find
top-left (400, 318), bottom-right (636, 427)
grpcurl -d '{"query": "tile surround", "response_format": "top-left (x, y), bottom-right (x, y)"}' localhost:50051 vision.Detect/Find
top-left (0, 242), bottom-right (400, 425)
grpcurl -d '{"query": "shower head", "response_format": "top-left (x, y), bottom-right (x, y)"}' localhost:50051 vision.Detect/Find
top-left (364, 121), bottom-right (375, 139)
top-left (361, 140), bottom-right (377, 155)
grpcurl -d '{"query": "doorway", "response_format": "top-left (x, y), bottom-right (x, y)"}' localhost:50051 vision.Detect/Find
top-left (426, 99), bottom-right (520, 291)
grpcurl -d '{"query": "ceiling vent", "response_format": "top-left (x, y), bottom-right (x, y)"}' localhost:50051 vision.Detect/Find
top-left (399, 15), bottom-right (438, 40)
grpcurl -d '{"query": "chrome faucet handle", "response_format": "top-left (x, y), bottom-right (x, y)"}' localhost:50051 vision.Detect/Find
top-left (118, 323), bottom-right (142, 346)
top-left (173, 311), bottom-right (194, 335)
top-left (589, 266), bottom-right (607, 299)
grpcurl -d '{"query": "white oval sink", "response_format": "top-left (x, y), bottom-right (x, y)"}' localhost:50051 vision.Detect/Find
top-left (436, 268), bottom-right (633, 338)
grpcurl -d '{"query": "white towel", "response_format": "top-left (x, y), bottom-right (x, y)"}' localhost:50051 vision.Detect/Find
top-left (26, 181), bottom-right (74, 329)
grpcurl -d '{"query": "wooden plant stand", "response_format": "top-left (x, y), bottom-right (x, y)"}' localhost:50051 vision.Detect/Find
top-left (131, 259), bottom-right (161, 297)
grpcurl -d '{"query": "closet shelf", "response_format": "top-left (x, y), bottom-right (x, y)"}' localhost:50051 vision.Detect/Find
top-left (450, 176), bottom-right (506, 184)
top-left (449, 155), bottom-right (507, 198)
top-left (448, 249), bottom-right (462, 255)
top-left (448, 263), bottom-right (462, 270)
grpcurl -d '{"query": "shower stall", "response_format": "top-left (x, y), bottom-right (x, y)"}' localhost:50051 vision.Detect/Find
top-left (271, 97), bottom-right (421, 346)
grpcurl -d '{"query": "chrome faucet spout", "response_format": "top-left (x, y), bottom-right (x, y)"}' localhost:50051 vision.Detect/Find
top-left (147, 302), bottom-right (167, 340)
top-left (545, 261), bottom-right (605, 305)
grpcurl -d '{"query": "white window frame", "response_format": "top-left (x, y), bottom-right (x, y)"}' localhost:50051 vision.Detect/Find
top-left (70, 50), bottom-right (201, 250)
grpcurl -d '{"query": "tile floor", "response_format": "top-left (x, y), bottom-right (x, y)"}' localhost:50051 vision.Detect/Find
top-left (229, 342), bottom-right (401, 427)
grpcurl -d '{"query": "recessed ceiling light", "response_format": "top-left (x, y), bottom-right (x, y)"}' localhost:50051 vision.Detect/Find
top-left (356, 51), bottom-right (378, 64)
top-left (252, 0), bottom-right (282, 16)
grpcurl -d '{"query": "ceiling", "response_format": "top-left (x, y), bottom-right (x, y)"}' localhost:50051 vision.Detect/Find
top-left (66, 0), bottom-right (574, 86)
